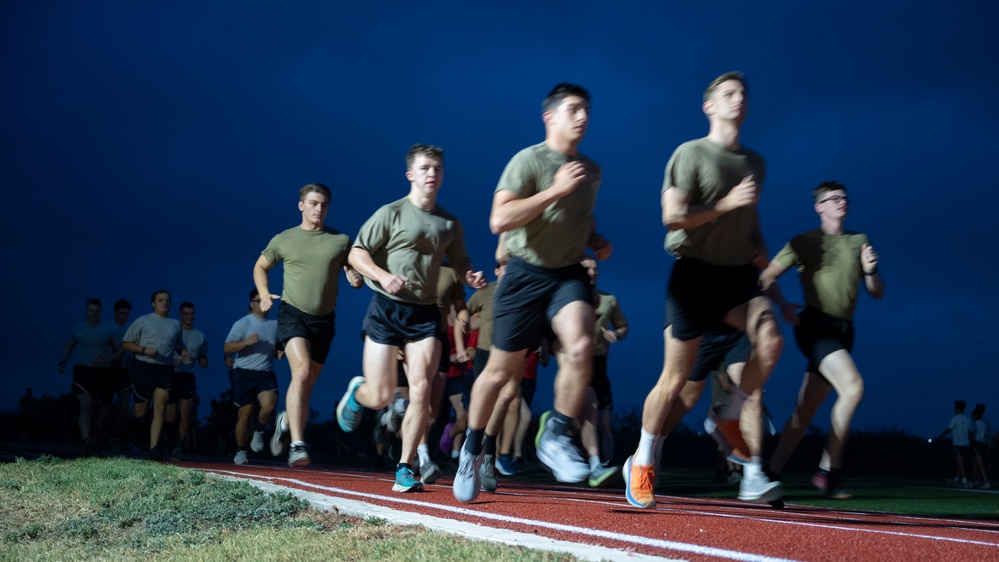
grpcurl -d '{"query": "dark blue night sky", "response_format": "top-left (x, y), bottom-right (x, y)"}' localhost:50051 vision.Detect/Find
top-left (3, 2), bottom-right (997, 438)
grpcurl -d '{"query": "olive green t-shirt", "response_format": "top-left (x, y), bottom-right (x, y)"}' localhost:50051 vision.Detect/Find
top-left (436, 266), bottom-right (466, 330)
top-left (663, 137), bottom-right (765, 266)
top-left (593, 291), bottom-right (628, 357)
top-left (261, 226), bottom-right (351, 316)
top-left (496, 142), bottom-right (601, 269)
top-left (466, 282), bottom-right (496, 352)
top-left (774, 229), bottom-right (869, 321)
top-left (354, 197), bottom-right (472, 305)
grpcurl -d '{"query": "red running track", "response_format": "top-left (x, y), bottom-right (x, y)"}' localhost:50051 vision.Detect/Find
top-left (190, 461), bottom-right (999, 561)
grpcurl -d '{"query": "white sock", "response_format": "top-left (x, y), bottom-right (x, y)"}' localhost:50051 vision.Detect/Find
top-left (744, 456), bottom-right (762, 479)
top-left (451, 450), bottom-right (459, 459)
top-left (634, 428), bottom-right (662, 466)
top-left (589, 455), bottom-right (602, 471)
top-left (291, 440), bottom-right (306, 448)
top-left (417, 444), bottom-right (430, 463)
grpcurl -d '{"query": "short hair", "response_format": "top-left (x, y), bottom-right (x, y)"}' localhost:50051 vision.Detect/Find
top-left (179, 301), bottom-right (195, 311)
top-left (956, 400), bottom-right (967, 411)
top-left (813, 181), bottom-right (847, 203)
top-left (113, 298), bottom-right (131, 311)
top-left (249, 288), bottom-right (259, 301)
top-left (86, 297), bottom-right (102, 308)
top-left (150, 289), bottom-right (170, 303)
top-left (543, 83), bottom-right (590, 113)
top-left (299, 183), bottom-right (331, 201)
top-left (406, 144), bottom-right (444, 170)
top-left (703, 71), bottom-right (747, 102)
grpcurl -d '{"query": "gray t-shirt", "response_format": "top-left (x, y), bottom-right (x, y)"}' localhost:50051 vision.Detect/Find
top-left (354, 196), bottom-right (471, 305)
top-left (663, 137), bottom-right (765, 266)
top-left (122, 313), bottom-right (184, 366)
top-left (226, 315), bottom-right (278, 372)
top-left (66, 322), bottom-right (117, 367)
top-left (496, 142), bottom-right (601, 269)
top-left (174, 328), bottom-right (208, 374)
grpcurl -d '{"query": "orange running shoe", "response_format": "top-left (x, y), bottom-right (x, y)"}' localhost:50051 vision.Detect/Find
top-left (624, 455), bottom-right (656, 508)
top-left (716, 418), bottom-right (752, 464)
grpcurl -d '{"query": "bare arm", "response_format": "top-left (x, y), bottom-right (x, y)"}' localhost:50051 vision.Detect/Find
top-left (348, 246), bottom-right (408, 294)
top-left (223, 332), bottom-right (259, 354)
top-left (253, 255), bottom-right (281, 312)
top-left (861, 243), bottom-right (884, 299)
top-left (661, 175), bottom-right (758, 231)
top-left (343, 264), bottom-right (364, 289)
top-left (489, 161), bottom-right (588, 234)
top-left (58, 341), bottom-right (75, 372)
top-left (759, 258), bottom-right (802, 325)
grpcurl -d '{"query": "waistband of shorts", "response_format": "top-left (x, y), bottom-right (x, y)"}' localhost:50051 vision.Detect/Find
top-left (507, 256), bottom-right (585, 278)
top-left (373, 291), bottom-right (439, 313)
top-left (279, 301), bottom-right (336, 320)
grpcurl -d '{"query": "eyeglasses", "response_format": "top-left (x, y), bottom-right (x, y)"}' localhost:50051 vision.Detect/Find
top-left (819, 195), bottom-right (848, 205)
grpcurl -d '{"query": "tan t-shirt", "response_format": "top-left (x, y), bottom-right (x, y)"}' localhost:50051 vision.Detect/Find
top-left (467, 282), bottom-right (497, 352)
top-left (354, 197), bottom-right (471, 305)
top-left (436, 266), bottom-right (466, 330)
top-left (774, 229), bottom-right (869, 321)
top-left (593, 291), bottom-right (628, 357)
top-left (663, 137), bottom-right (765, 266)
top-left (261, 226), bottom-right (351, 316)
top-left (496, 142), bottom-right (601, 269)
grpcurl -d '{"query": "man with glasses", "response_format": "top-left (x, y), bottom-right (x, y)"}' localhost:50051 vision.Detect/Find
top-left (759, 181), bottom-right (885, 499)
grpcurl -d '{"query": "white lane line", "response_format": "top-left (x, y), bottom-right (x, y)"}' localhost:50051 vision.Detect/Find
top-left (208, 469), bottom-right (797, 562)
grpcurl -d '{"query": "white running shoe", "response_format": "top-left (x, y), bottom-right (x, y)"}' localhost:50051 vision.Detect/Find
top-left (738, 473), bottom-right (784, 502)
top-left (536, 418), bottom-right (589, 483)
top-left (453, 448), bottom-right (483, 503)
top-left (250, 430), bottom-right (265, 453)
top-left (234, 450), bottom-right (248, 465)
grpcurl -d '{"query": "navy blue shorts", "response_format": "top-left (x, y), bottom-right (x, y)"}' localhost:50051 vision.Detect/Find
top-left (277, 302), bottom-right (336, 364)
top-left (130, 359), bottom-right (173, 403)
top-left (492, 257), bottom-right (591, 352)
top-left (231, 368), bottom-right (278, 408)
top-left (72, 365), bottom-right (115, 402)
top-left (793, 308), bottom-right (854, 373)
top-left (362, 293), bottom-right (442, 347)
top-left (590, 355), bottom-right (613, 410)
top-left (688, 327), bottom-right (752, 382)
top-left (666, 257), bottom-right (760, 341)
top-left (445, 373), bottom-right (466, 397)
top-left (520, 377), bottom-right (537, 408)
top-left (463, 348), bottom-right (491, 410)
top-left (168, 372), bottom-right (197, 403)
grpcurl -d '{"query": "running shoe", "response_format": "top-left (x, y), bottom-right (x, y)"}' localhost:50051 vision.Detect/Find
top-left (387, 398), bottom-right (408, 433)
top-left (588, 463), bottom-right (620, 488)
top-left (392, 465), bottom-right (424, 493)
top-left (481, 454), bottom-right (498, 492)
top-left (170, 446), bottom-right (183, 462)
top-left (495, 454), bottom-right (517, 476)
top-left (234, 450), bottom-right (248, 465)
top-left (536, 417), bottom-right (589, 483)
top-left (420, 459), bottom-right (442, 484)
top-left (534, 410), bottom-right (552, 450)
top-left (288, 443), bottom-right (311, 468)
top-left (271, 411), bottom-right (290, 456)
top-left (624, 455), bottom-right (656, 508)
top-left (453, 447), bottom-right (483, 503)
top-left (336, 376), bottom-right (366, 433)
top-left (439, 422), bottom-right (455, 455)
top-left (250, 430), bottom-right (265, 453)
top-left (814, 468), bottom-right (853, 499)
top-left (738, 473), bottom-right (783, 502)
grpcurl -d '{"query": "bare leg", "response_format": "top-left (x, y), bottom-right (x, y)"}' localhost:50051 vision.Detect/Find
top-left (550, 301), bottom-right (595, 418)
top-left (580, 387), bottom-right (601, 458)
top-left (769, 372), bottom-right (833, 473)
top-left (814, 351), bottom-right (864, 471)
top-left (283, 337), bottom-right (324, 444)
top-left (399, 337), bottom-right (440, 465)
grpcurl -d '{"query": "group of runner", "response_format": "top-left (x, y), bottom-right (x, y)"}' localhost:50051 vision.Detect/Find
top-left (60, 71), bottom-right (885, 508)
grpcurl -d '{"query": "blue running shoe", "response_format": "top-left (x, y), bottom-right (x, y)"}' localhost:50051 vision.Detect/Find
top-left (336, 376), bottom-right (366, 433)
top-left (392, 465), bottom-right (424, 493)
top-left (495, 454), bottom-right (517, 476)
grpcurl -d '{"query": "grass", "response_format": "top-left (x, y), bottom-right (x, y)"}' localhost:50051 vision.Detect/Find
top-left (0, 456), bottom-right (579, 562)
